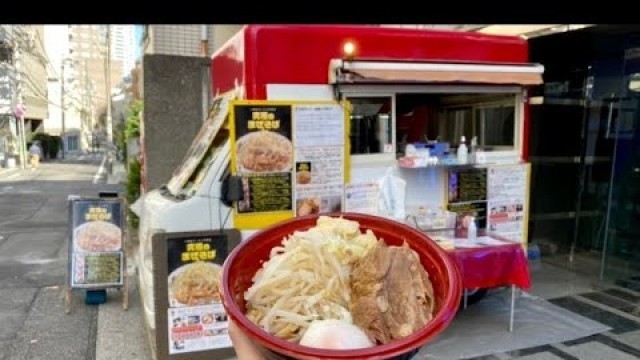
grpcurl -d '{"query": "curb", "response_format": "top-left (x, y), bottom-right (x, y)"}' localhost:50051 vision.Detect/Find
top-left (0, 167), bottom-right (20, 179)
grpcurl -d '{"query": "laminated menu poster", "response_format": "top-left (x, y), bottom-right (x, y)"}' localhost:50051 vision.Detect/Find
top-left (448, 168), bottom-right (487, 203)
top-left (166, 234), bottom-right (230, 354)
top-left (69, 198), bottom-right (124, 288)
top-left (233, 104), bottom-right (294, 214)
top-left (487, 164), bottom-right (529, 243)
top-left (447, 168), bottom-right (488, 234)
top-left (344, 182), bottom-right (380, 215)
top-left (293, 104), bottom-right (346, 217)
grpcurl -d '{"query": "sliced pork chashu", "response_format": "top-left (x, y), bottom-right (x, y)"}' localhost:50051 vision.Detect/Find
top-left (350, 241), bottom-right (435, 344)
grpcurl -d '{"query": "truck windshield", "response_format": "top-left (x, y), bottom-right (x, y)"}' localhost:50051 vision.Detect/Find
top-left (165, 92), bottom-right (235, 197)
top-left (173, 129), bottom-right (229, 199)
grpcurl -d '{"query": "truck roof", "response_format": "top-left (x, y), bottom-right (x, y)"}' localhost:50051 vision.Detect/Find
top-left (212, 25), bottom-right (531, 98)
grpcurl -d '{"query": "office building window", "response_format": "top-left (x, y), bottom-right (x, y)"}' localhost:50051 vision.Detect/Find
top-left (67, 135), bottom-right (78, 152)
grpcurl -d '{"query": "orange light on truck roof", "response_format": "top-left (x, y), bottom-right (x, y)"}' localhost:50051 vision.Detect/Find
top-left (343, 41), bottom-right (356, 58)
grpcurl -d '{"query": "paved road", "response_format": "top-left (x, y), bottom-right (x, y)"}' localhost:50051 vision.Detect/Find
top-left (0, 159), bottom-right (122, 360)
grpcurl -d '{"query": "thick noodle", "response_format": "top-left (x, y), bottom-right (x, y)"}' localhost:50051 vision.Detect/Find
top-left (244, 217), bottom-right (377, 342)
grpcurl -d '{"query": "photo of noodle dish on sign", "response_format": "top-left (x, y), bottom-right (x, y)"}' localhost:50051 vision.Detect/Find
top-left (236, 131), bottom-right (293, 173)
top-left (168, 261), bottom-right (223, 307)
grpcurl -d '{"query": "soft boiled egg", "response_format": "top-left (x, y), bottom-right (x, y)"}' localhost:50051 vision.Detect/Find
top-left (299, 319), bottom-right (375, 350)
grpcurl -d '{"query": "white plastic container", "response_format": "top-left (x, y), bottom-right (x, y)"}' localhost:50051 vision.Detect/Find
top-left (5, 157), bottom-right (16, 168)
top-left (457, 136), bottom-right (468, 164)
top-left (467, 216), bottom-right (477, 241)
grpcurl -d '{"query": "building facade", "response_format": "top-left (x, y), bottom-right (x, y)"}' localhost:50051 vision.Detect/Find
top-left (43, 25), bottom-right (91, 154)
top-left (527, 25), bottom-right (640, 289)
top-left (67, 25), bottom-right (122, 149)
top-left (111, 25), bottom-right (137, 79)
top-left (0, 25), bottom-right (48, 166)
top-left (142, 25), bottom-right (243, 58)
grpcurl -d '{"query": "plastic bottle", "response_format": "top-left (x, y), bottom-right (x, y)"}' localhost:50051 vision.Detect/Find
top-left (467, 216), bottom-right (477, 242)
top-left (457, 135), bottom-right (468, 164)
top-left (470, 136), bottom-right (478, 164)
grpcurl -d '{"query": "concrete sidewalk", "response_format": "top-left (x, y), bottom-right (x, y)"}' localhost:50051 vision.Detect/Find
top-left (0, 166), bottom-right (21, 181)
top-left (107, 160), bottom-right (127, 185)
top-left (95, 265), bottom-right (152, 360)
top-left (97, 160), bottom-right (154, 359)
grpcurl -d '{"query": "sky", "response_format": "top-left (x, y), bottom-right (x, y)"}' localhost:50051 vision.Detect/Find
top-left (134, 25), bottom-right (143, 60)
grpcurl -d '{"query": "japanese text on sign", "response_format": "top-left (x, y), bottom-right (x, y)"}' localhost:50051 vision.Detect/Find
top-left (181, 242), bottom-right (217, 262)
top-left (248, 111), bottom-right (280, 130)
top-left (84, 207), bottom-right (112, 221)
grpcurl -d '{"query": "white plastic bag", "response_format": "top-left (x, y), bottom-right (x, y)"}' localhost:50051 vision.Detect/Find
top-left (377, 168), bottom-right (406, 220)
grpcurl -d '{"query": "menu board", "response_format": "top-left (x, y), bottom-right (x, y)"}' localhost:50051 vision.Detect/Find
top-left (166, 234), bottom-right (230, 354)
top-left (68, 198), bottom-right (124, 288)
top-left (230, 101), bottom-right (350, 229)
top-left (293, 104), bottom-right (346, 216)
top-left (233, 104), bottom-right (294, 214)
top-left (152, 230), bottom-right (240, 360)
top-left (447, 168), bottom-right (488, 231)
top-left (487, 164), bottom-right (529, 243)
top-left (448, 168), bottom-right (487, 203)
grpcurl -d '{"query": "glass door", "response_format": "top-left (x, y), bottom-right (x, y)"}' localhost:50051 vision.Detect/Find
top-left (601, 43), bottom-right (640, 289)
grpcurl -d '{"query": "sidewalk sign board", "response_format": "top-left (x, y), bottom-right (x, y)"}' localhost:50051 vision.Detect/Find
top-left (151, 229), bottom-right (240, 360)
top-left (65, 195), bottom-right (128, 314)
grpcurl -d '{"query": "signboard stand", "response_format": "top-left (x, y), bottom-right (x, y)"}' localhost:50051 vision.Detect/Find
top-left (64, 195), bottom-right (128, 314)
top-left (151, 230), bottom-right (240, 360)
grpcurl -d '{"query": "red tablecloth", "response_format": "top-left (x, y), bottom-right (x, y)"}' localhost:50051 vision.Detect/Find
top-left (448, 242), bottom-right (531, 291)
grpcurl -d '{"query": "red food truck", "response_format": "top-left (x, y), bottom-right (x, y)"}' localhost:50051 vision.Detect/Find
top-left (136, 24), bottom-right (543, 345)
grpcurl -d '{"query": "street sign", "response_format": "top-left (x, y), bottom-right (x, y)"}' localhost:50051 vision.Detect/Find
top-left (13, 103), bottom-right (26, 118)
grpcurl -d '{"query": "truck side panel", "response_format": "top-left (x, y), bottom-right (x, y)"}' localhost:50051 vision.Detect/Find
top-left (212, 25), bottom-right (531, 101)
top-left (249, 25), bottom-right (530, 99)
top-left (211, 28), bottom-right (246, 97)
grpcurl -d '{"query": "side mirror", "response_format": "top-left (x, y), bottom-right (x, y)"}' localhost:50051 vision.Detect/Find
top-left (221, 175), bottom-right (244, 207)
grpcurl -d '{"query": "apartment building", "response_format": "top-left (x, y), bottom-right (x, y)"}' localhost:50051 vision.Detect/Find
top-left (0, 25), bottom-right (48, 165)
top-left (111, 25), bottom-right (137, 79)
top-left (43, 25), bottom-right (92, 153)
top-left (142, 25), bottom-right (243, 57)
top-left (67, 25), bottom-right (123, 145)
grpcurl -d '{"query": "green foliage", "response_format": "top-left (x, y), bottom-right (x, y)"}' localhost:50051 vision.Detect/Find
top-left (124, 99), bottom-right (143, 229)
top-left (126, 158), bottom-right (142, 228)
top-left (125, 100), bottom-right (142, 141)
top-left (114, 122), bottom-right (127, 160)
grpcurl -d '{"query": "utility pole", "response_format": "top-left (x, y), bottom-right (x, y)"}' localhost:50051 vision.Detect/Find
top-left (85, 59), bottom-right (93, 152)
top-left (200, 25), bottom-right (210, 122)
top-left (105, 25), bottom-right (113, 146)
top-left (60, 59), bottom-right (67, 159)
top-left (12, 26), bottom-right (27, 169)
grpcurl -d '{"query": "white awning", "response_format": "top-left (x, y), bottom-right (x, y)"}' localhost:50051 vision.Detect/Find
top-left (329, 60), bottom-right (544, 86)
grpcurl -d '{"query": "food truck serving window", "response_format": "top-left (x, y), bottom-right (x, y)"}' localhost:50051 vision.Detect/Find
top-left (348, 96), bottom-right (393, 156)
top-left (434, 93), bottom-right (517, 150)
top-left (340, 85), bottom-right (524, 163)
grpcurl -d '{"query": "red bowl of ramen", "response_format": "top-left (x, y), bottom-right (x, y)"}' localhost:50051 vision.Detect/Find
top-left (221, 212), bottom-right (462, 360)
